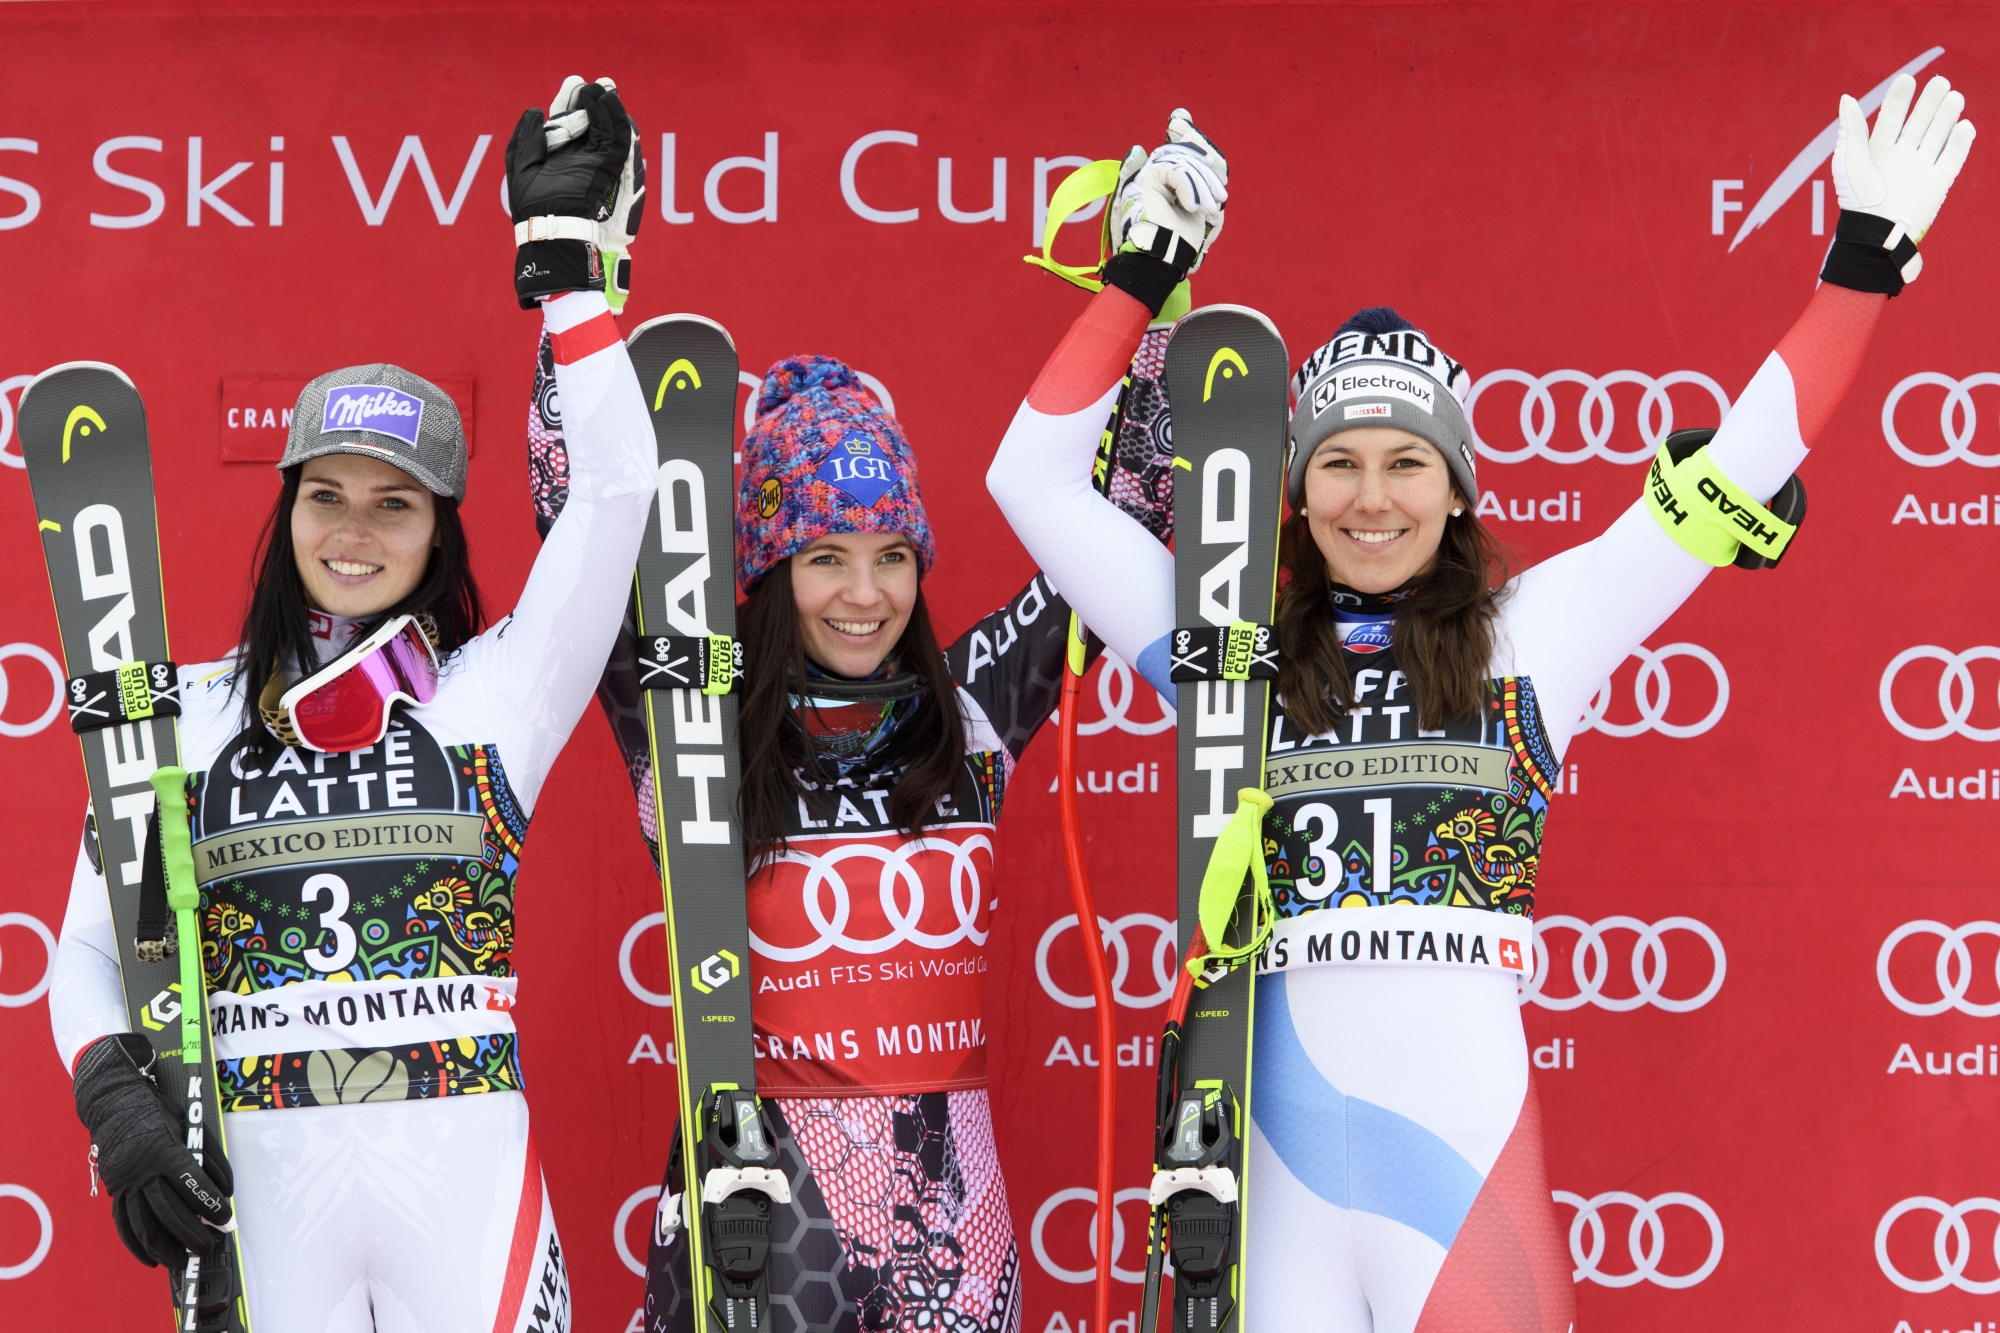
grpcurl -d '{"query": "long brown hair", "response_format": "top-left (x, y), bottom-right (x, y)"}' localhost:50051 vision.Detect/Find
top-left (236, 464), bottom-right (483, 728)
top-left (1274, 508), bottom-right (1513, 736)
top-left (736, 561), bottom-right (965, 860)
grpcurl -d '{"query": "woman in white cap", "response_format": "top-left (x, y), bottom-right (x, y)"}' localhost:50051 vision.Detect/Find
top-left (48, 76), bottom-right (654, 1331)
top-left (990, 75), bottom-right (1972, 1332)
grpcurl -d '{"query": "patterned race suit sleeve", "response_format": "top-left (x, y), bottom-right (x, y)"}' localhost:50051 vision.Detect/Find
top-left (989, 283), bottom-right (1887, 757)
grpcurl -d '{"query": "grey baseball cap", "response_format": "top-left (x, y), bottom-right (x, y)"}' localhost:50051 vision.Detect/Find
top-left (280, 364), bottom-right (468, 502)
top-left (1288, 324), bottom-right (1477, 507)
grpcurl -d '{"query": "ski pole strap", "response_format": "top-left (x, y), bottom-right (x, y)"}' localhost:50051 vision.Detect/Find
top-left (1193, 788), bottom-right (1276, 969)
top-left (135, 809), bottom-right (174, 962)
top-left (67, 660), bottom-right (179, 733)
top-left (1643, 429), bottom-right (1804, 570)
top-left (146, 767), bottom-right (205, 1065)
top-left (1021, 158), bottom-right (1194, 320)
top-left (640, 635), bottom-right (741, 694)
top-left (1022, 158), bottom-right (1120, 291)
top-left (1169, 622), bottom-right (1279, 683)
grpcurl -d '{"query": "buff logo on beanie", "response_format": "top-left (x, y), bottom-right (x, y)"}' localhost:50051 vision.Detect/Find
top-left (736, 355), bottom-right (936, 589)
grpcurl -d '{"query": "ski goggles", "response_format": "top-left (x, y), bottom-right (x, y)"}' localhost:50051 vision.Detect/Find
top-left (278, 614), bottom-right (440, 752)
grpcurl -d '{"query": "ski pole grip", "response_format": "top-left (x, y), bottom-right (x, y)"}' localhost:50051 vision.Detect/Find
top-left (147, 766), bottom-right (206, 1065)
top-left (1194, 788), bottom-right (1272, 959)
top-left (147, 767), bottom-right (199, 914)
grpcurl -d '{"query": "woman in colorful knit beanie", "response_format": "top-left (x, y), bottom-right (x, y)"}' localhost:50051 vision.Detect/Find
top-left (526, 352), bottom-right (1178, 1328)
top-left (510, 108), bottom-right (1221, 1333)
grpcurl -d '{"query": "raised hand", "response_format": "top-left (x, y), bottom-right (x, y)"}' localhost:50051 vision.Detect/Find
top-left (506, 75), bottom-right (645, 309)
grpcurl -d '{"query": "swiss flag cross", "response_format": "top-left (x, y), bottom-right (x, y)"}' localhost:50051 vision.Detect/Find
top-left (1499, 939), bottom-right (1524, 972)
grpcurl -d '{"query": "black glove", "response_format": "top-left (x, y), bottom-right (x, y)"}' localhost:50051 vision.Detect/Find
top-left (73, 1033), bottom-right (234, 1270)
top-left (507, 76), bottom-right (645, 310)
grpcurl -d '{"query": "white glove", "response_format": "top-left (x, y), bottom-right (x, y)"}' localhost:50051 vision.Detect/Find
top-left (1832, 73), bottom-right (1974, 271)
top-left (1111, 109), bottom-right (1229, 274)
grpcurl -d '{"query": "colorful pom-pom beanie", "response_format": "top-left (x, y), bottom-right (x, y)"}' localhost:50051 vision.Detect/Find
top-left (736, 355), bottom-right (937, 589)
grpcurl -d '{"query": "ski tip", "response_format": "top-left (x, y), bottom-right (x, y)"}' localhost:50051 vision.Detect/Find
top-left (1171, 304), bottom-right (1286, 351)
top-left (628, 312), bottom-right (737, 354)
top-left (20, 362), bottom-right (137, 420)
top-left (27, 360), bottom-right (137, 394)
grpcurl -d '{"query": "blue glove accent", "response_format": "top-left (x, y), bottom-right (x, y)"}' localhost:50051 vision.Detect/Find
top-left (1136, 631), bottom-right (1175, 699)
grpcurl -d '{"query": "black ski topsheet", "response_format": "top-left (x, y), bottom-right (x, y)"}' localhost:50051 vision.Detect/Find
top-left (18, 363), bottom-right (250, 1331)
top-left (1162, 308), bottom-right (1289, 1332)
top-left (625, 315), bottom-right (775, 1333)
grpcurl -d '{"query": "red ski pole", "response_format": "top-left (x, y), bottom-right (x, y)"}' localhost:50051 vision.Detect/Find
top-left (1058, 612), bottom-right (1120, 1333)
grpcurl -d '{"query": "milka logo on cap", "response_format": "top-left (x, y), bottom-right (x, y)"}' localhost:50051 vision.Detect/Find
top-left (322, 385), bottom-right (425, 448)
top-left (814, 433), bottom-right (899, 507)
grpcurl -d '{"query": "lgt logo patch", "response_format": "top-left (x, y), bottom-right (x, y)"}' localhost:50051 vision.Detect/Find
top-left (814, 434), bottom-right (899, 507)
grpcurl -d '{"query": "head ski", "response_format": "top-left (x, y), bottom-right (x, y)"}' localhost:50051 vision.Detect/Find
top-left (1140, 308), bottom-right (1288, 1333)
top-left (18, 363), bottom-right (251, 1333)
top-left (626, 316), bottom-right (790, 1333)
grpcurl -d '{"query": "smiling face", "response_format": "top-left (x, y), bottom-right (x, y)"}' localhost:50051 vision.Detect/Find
top-left (790, 532), bottom-right (918, 679)
top-left (290, 452), bottom-right (439, 618)
top-left (1301, 426), bottom-right (1463, 592)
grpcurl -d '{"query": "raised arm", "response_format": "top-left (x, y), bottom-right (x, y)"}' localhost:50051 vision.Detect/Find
top-left (1505, 73), bottom-right (1974, 759)
top-left (988, 113), bottom-right (1229, 698)
top-left (987, 286), bottom-right (1177, 689)
top-left (471, 291), bottom-right (656, 812)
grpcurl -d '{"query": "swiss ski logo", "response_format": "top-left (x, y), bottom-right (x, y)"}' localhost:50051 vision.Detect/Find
top-left (322, 385), bottom-right (424, 447)
top-left (815, 434), bottom-right (899, 507)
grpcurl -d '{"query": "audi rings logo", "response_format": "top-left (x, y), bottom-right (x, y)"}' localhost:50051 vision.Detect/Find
top-left (1882, 373), bottom-right (2000, 468)
top-left (1526, 916), bottom-right (1725, 1012)
top-left (1577, 644), bottom-right (1729, 739)
top-left (619, 912), bottom-right (672, 1008)
top-left (1878, 922), bottom-right (2000, 1017)
top-left (1036, 913), bottom-right (1178, 1010)
top-left (1876, 1197), bottom-right (2000, 1293)
top-left (750, 835), bottom-right (992, 962)
top-left (613, 1185), bottom-right (661, 1278)
top-left (0, 375), bottom-right (30, 470)
top-left (1069, 649), bottom-right (1174, 737)
top-left (1467, 369), bottom-right (1731, 465)
top-left (0, 914), bottom-right (56, 1009)
top-left (1553, 1190), bottom-right (1724, 1288)
top-left (0, 643), bottom-right (64, 739)
top-left (0, 1184), bottom-right (52, 1279)
top-left (1880, 647), bottom-right (2000, 741)
top-left (1030, 1187), bottom-right (1150, 1284)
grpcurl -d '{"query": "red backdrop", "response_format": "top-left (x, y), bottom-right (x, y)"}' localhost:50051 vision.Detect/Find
top-left (2, 4), bottom-right (1997, 1329)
